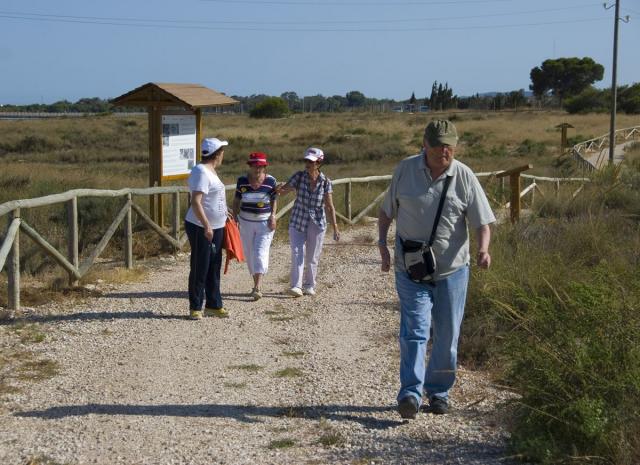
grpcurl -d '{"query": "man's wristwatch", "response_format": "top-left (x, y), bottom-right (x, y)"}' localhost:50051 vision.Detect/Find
top-left (377, 239), bottom-right (387, 246)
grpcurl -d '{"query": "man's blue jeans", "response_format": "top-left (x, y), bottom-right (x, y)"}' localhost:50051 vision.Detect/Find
top-left (395, 266), bottom-right (469, 406)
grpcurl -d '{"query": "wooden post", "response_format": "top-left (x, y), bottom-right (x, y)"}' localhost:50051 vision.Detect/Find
top-left (7, 209), bottom-right (20, 311)
top-left (345, 182), bottom-right (352, 221)
top-left (66, 197), bottom-right (79, 286)
top-left (196, 108), bottom-right (203, 164)
top-left (510, 174), bottom-right (521, 223)
top-left (149, 106), bottom-right (164, 225)
top-left (148, 108), bottom-right (157, 223)
top-left (555, 180), bottom-right (560, 197)
top-left (172, 191), bottom-right (180, 243)
top-left (124, 194), bottom-right (133, 269)
top-left (555, 123), bottom-right (574, 154)
top-left (497, 164), bottom-right (532, 223)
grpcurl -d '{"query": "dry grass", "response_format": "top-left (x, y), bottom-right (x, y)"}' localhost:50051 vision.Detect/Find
top-left (1, 110), bottom-right (637, 307)
top-left (274, 367), bottom-right (303, 378)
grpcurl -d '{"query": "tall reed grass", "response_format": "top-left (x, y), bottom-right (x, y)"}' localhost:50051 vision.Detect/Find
top-left (464, 163), bottom-right (640, 464)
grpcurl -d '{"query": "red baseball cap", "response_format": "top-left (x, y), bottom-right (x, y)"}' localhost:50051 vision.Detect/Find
top-left (247, 152), bottom-right (268, 166)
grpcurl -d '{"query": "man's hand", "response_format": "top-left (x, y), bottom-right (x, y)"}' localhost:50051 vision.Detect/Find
top-left (476, 251), bottom-right (491, 269)
top-left (268, 215), bottom-right (276, 231)
top-left (379, 244), bottom-right (391, 272)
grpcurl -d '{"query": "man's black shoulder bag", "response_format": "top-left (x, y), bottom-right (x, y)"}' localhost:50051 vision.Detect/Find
top-left (401, 175), bottom-right (452, 282)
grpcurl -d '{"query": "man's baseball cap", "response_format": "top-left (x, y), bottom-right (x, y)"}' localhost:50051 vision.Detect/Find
top-left (247, 152), bottom-right (268, 166)
top-left (424, 120), bottom-right (458, 147)
top-left (201, 137), bottom-right (228, 156)
top-left (303, 147), bottom-right (324, 162)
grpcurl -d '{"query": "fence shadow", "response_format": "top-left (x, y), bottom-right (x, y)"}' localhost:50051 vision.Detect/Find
top-left (103, 290), bottom-right (186, 299)
top-left (16, 402), bottom-right (402, 430)
top-left (5, 310), bottom-right (185, 324)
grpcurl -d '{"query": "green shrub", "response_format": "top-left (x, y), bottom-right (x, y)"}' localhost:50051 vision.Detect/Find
top-left (13, 135), bottom-right (57, 153)
top-left (249, 97), bottom-right (289, 119)
top-left (619, 83), bottom-right (640, 114)
top-left (565, 87), bottom-right (608, 114)
top-left (464, 169), bottom-right (640, 464)
top-left (515, 139), bottom-right (548, 157)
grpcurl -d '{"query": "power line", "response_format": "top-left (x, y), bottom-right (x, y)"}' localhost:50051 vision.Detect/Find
top-left (0, 14), bottom-right (608, 31)
top-left (0, 12), bottom-right (609, 32)
top-left (199, 0), bottom-right (580, 5)
top-left (0, 5), bottom-right (601, 26)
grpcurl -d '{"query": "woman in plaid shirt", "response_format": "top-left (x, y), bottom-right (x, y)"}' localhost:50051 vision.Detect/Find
top-left (277, 147), bottom-right (340, 297)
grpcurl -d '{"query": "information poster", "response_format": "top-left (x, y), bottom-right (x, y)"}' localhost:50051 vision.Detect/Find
top-left (161, 114), bottom-right (196, 178)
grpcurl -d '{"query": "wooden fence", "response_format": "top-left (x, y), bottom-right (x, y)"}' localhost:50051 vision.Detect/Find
top-left (0, 171), bottom-right (588, 311)
top-left (571, 125), bottom-right (640, 171)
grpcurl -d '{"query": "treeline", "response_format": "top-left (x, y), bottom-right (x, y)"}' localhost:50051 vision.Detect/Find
top-left (564, 83), bottom-right (640, 114)
top-left (0, 97), bottom-right (116, 114)
top-left (2, 81), bottom-right (638, 115)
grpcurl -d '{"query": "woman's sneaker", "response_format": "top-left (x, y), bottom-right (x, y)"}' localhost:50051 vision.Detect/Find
top-left (288, 287), bottom-right (303, 297)
top-left (204, 307), bottom-right (229, 318)
top-left (189, 310), bottom-right (203, 320)
top-left (302, 287), bottom-right (316, 296)
top-left (251, 288), bottom-right (263, 301)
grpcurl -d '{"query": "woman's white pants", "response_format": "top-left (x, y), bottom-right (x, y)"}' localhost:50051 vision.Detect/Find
top-left (238, 217), bottom-right (275, 276)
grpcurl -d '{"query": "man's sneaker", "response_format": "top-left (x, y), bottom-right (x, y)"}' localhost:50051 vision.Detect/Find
top-left (251, 288), bottom-right (263, 301)
top-left (302, 287), bottom-right (316, 296)
top-left (204, 307), bottom-right (229, 318)
top-left (428, 396), bottom-right (449, 415)
top-left (189, 310), bottom-right (203, 320)
top-left (288, 287), bottom-right (303, 297)
top-left (398, 396), bottom-right (419, 419)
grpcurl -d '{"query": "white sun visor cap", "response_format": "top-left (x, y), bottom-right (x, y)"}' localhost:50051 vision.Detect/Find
top-left (201, 138), bottom-right (228, 156)
top-left (303, 147), bottom-right (324, 162)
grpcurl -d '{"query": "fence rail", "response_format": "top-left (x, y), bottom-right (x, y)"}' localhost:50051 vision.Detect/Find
top-left (1, 171), bottom-right (589, 311)
top-left (571, 126), bottom-right (640, 171)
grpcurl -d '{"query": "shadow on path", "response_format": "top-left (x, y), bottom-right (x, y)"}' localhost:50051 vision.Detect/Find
top-left (15, 402), bottom-right (402, 430)
top-left (4, 310), bottom-right (185, 325)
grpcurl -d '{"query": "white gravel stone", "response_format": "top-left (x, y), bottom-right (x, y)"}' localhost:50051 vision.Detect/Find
top-left (0, 224), bottom-right (516, 465)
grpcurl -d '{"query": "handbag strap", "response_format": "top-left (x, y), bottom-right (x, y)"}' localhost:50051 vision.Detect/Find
top-left (427, 174), bottom-right (452, 247)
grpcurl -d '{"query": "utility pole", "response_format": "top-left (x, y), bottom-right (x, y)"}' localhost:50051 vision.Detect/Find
top-left (607, 0), bottom-right (621, 165)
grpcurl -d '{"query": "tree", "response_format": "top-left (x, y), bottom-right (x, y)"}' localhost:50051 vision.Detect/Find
top-left (249, 97), bottom-right (289, 118)
top-left (280, 91), bottom-right (300, 111)
top-left (345, 90), bottom-right (366, 108)
top-left (529, 57), bottom-right (604, 105)
top-left (619, 83), bottom-right (640, 114)
top-left (409, 92), bottom-right (417, 105)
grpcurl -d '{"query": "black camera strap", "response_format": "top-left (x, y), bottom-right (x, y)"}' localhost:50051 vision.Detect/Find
top-left (427, 174), bottom-right (452, 247)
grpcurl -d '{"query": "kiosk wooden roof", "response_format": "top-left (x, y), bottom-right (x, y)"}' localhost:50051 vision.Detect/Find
top-left (111, 82), bottom-right (238, 109)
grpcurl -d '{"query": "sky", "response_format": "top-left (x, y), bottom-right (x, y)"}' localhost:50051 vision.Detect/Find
top-left (0, 0), bottom-right (639, 105)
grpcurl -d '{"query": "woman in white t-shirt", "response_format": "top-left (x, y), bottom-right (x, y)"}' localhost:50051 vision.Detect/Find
top-left (184, 137), bottom-right (229, 320)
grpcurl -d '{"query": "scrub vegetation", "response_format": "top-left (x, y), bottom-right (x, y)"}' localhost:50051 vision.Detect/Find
top-left (1, 110), bottom-right (639, 463)
top-left (463, 144), bottom-right (640, 464)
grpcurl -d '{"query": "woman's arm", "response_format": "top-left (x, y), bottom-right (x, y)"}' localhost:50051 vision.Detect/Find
top-left (232, 196), bottom-right (241, 222)
top-left (275, 182), bottom-right (295, 195)
top-left (268, 197), bottom-right (277, 231)
top-left (191, 191), bottom-right (213, 241)
top-left (324, 192), bottom-right (340, 241)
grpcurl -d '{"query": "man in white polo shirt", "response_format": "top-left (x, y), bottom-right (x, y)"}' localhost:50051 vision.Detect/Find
top-left (378, 120), bottom-right (496, 419)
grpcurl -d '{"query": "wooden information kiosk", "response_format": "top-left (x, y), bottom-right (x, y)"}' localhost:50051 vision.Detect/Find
top-left (112, 83), bottom-right (237, 224)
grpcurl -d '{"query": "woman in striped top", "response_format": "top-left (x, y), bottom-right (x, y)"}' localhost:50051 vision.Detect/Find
top-left (232, 152), bottom-right (278, 300)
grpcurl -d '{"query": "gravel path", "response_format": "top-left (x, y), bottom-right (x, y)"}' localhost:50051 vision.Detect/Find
top-left (0, 224), bottom-right (515, 465)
